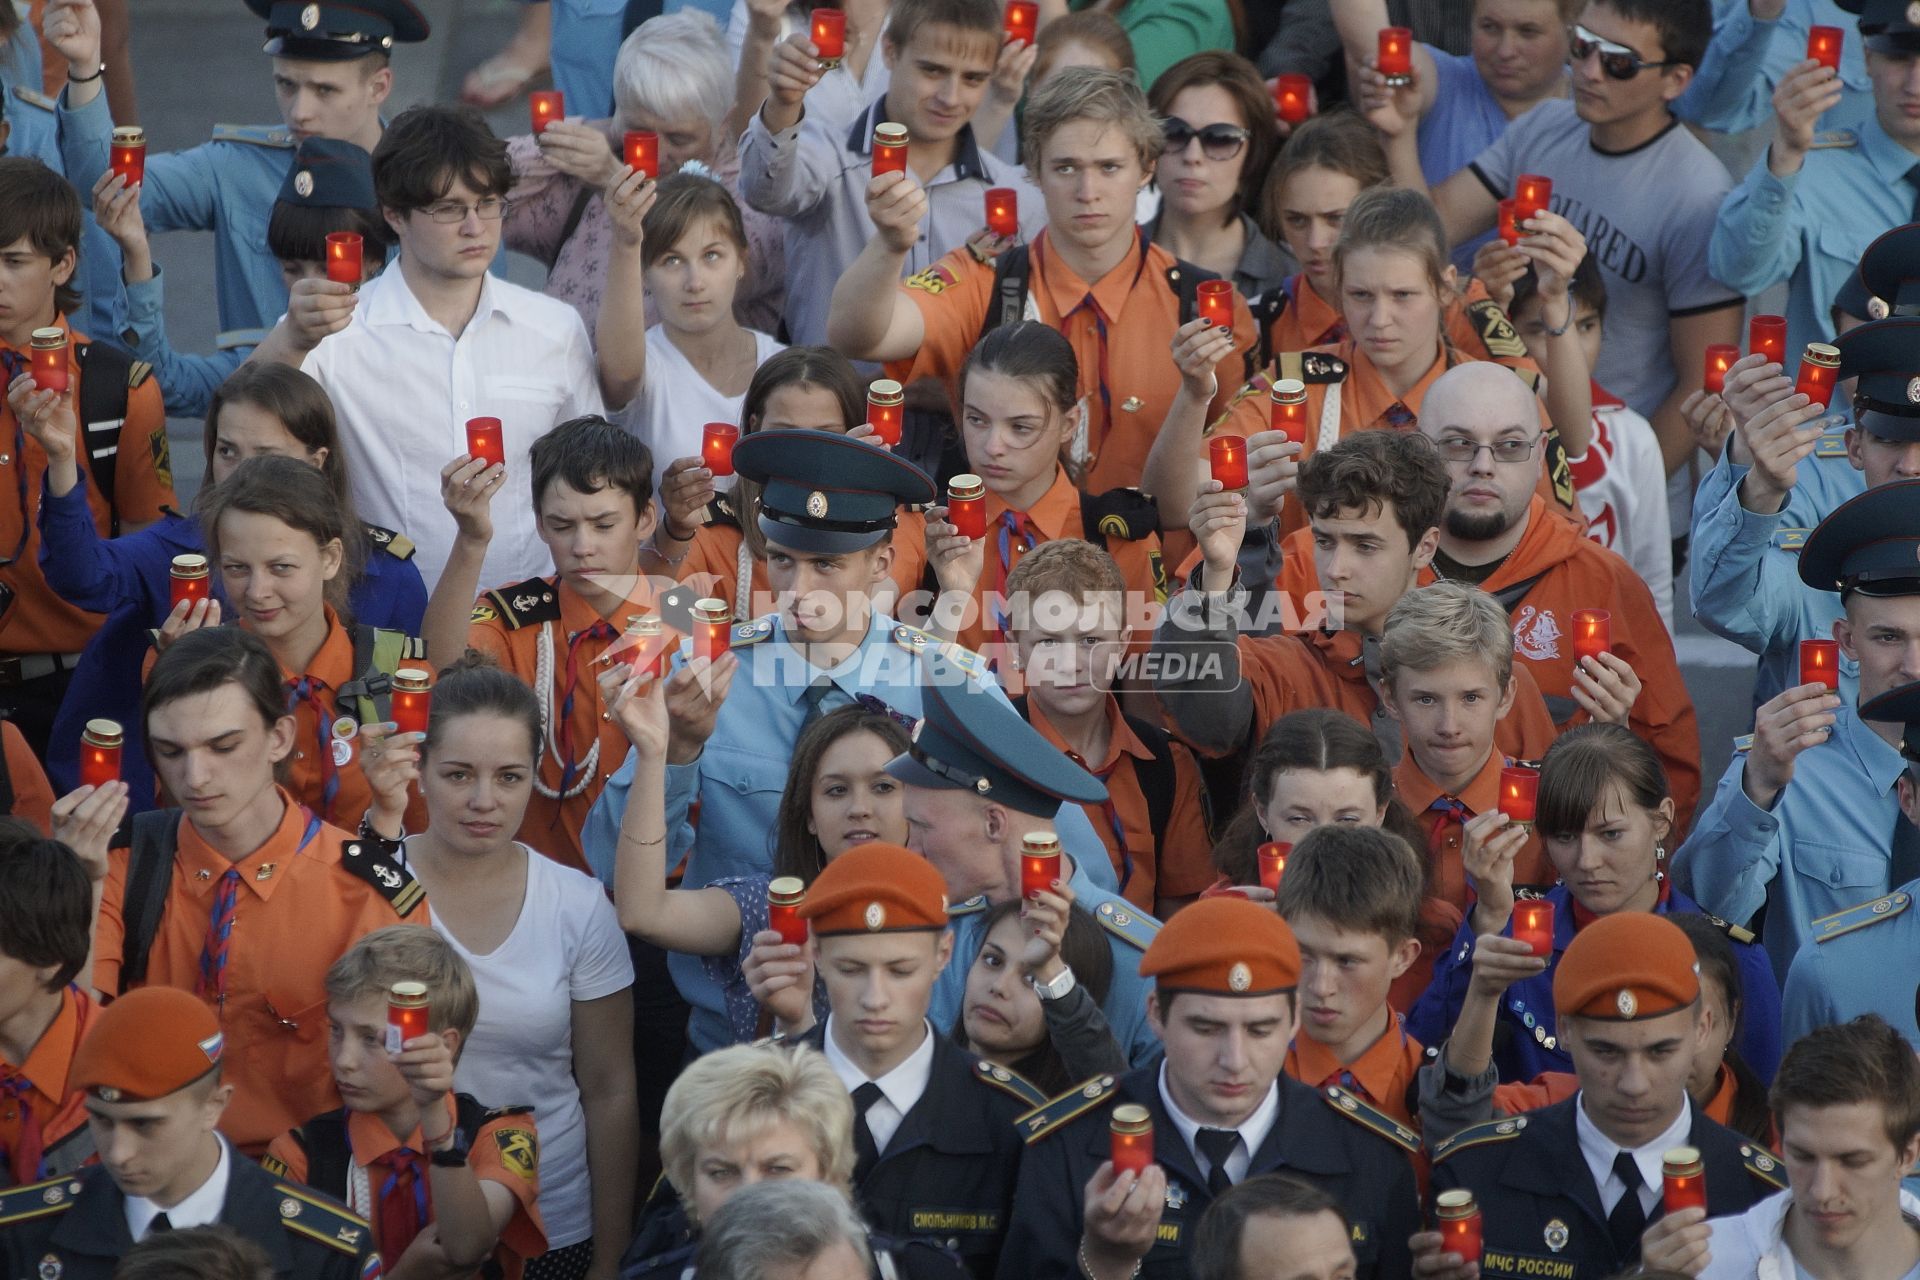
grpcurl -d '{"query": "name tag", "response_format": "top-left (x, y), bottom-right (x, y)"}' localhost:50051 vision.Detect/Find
top-left (908, 1210), bottom-right (999, 1233)
top-left (1481, 1250), bottom-right (1580, 1279)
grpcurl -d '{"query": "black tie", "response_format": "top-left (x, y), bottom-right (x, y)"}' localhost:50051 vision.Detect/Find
top-left (1607, 1151), bottom-right (1648, 1259)
top-left (1908, 163), bottom-right (1920, 223)
top-left (851, 1082), bottom-right (885, 1184)
top-left (147, 1212), bottom-right (173, 1237)
top-left (1194, 1127), bottom-right (1239, 1197)
top-left (800, 675), bottom-right (844, 731)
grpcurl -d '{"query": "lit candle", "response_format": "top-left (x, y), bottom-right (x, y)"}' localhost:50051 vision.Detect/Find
top-left (390, 668), bottom-right (431, 739)
top-left (110, 126), bottom-right (145, 186)
top-left (1210, 436), bottom-right (1249, 490)
top-left (947, 475), bottom-right (986, 540)
top-left (385, 981), bottom-right (429, 1055)
top-left (1435, 1190), bottom-right (1483, 1265)
top-left (1662, 1148), bottom-right (1708, 1215)
top-left (79, 719), bottom-right (122, 789)
top-left (624, 130), bottom-right (659, 180)
top-left (1513, 898), bottom-right (1555, 958)
top-left (29, 328), bottom-right (67, 395)
top-left (619, 614), bottom-right (674, 681)
top-left (1003, 0), bottom-right (1037, 45)
top-left (694, 598), bottom-right (733, 664)
top-left (985, 187), bottom-right (1019, 238)
top-left (1110, 1104), bottom-right (1154, 1175)
top-left (872, 122), bottom-right (909, 177)
top-left (866, 379), bottom-right (904, 447)
top-left (465, 416), bottom-right (506, 469)
top-left (1571, 608), bottom-right (1611, 664)
top-left (1257, 841), bottom-right (1290, 892)
top-left (1749, 314), bottom-right (1788, 366)
top-left (810, 7), bottom-right (846, 66)
top-left (170, 553), bottom-right (210, 609)
top-left (1703, 343), bottom-right (1738, 395)
top-left (1269, 378), bottom-right (1306, 440)
top-left (768, 877), bottom-right (809, 946)
top-left (529, 89), bottom-right (564, 135)
top-left (1800, 638), bottom-right (1839, 690)
top-left (1021, 832), bottom-right (1062, 900)
top-left (1499, 764), bottom-right (1539, 825)
top-left (702, 422), bottom-right (740, 477)
top-left (1197, 279), bottom-right (1235, 329)
top-left (1794, 342), bottom-right (1841, 407)
top-left (1808, 25), bottom-right (1842, 72)
top-left (1513, 174), bottom-right (1552, 225)
top-left (1497, 197), bottom-right (1521, 247)
top-left (1274, 74), bottom-right (1311, 126)
top-left (325, 231), bottom-right (363, 286)
top-left (1377, 26), bottom-right (1413, 85)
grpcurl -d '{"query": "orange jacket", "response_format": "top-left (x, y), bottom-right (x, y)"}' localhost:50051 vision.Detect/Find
top-left (0, 985), bottom-right (98, 1182)
top-left (1396, 746), bottom-right (1555, 914)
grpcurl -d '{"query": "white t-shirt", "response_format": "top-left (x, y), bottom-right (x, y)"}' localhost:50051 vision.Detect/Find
top-left (1568, 398), bottom-right (1675, 630)
top-left (431, 846), bottom-right (635, 1249)
top-left (624, 326), bottom-right (785, 497)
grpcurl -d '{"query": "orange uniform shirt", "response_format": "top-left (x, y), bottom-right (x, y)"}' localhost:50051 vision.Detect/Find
top-left (1, 720), bottom-right (53, 833)
top-left (1396, 747), bottom-right (1555, 915)
top-left (1264, 273), bottom-right (1526, 363)
top-left (1, 322), bottom-right (173, 655)
top-left (1025, 693), bottom-right (1212, 911)
top-left (682, 510), bottom-right (928, 618)
top-left (1285, 1016), bottom-right (1430, 1132)
top-left (0, 985), bottom-right (97, 1183)
top-left (893, 230), bottom-right (1257, 494)
top-left (92, 793), bottom-right (429, 1154)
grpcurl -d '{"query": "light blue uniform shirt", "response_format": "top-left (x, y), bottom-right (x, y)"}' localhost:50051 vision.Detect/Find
top-left (1677, 0), bottom-right (1872, 134)
top-left (1415, 46), bottom-right (1516, 274)
top-left (1781, 878), bottom-right (1920, 1050)
top-left (1710, 116), bottom-right (1920, 352)
top-left (1674, 703), bottom-right (1908, 983)
top-left (1689, 429), bottom-right (1864, 707)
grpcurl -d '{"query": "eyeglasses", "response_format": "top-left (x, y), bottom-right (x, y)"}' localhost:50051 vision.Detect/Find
top-left (1568, 24), bottom-right (1680, 80)
top-left (1161, 118), bottom-right (1250, 162)
top-left (418, 196), bottom-right (510, 224)
top-left (1434, 436), bottom-right (1540, 464)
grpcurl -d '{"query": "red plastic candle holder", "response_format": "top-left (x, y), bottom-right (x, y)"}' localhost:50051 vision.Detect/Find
top-left (391, 668), bottom-right (431, 739)
top-left (1513, 174), bottom-right (1552, 225)
top-left (1269, 378), bottom-right (1307, 440)
top-left (703, 422), bottom-right (740, 477)
top-left (1209, 436), bottom-right (1249, 490)
top-left (465, 416), bottom-right (506, 469)
top-left (810, 8), bottom-right (846, 65)
top-left (529, 89), bottom-right (564, 135)
top-left (1795, 342), bottom-right (1840, 407)
top-left (29, 328), bottom-right (67, 394)
top-left (1704, 343), bottom-right (1738, 395)
top-left (170, 554), bottom-right (210, 608)
top-left (1110, 1105), bottom-right (1153, 1175)
top-left (1274, 74), bottom-right (1311, 126)
top-left (1499, 765), bottom-right (1539, 825)
top-left (1021, 832), bottom-right (1061, 900)
top-left (866, 379), bottom-right (904, 446)
top-left (624, 130), bottom-right (659, 180)
top-left (80, 719), bottom-right (122, 789)
top-left (1003, 0), bottom-right (1037, 45)
top-left (110, 126), bottom-right (145, 186)
top-left (1377, 27), bottom-right (1413, 84)
top-left (985, 187), bottom-right (1019, 238)
top-left (1435, 1190), bottom-right (1483, 1265)
top-left (1571, 608), bottom-right (1611, 663)
top-left (386, 981), bottom-right (429, 1055)
top-left (872, 122), bottom-right (909, 177)
top-left (1750, 314), bottom-right (1787, 366)
top-left (618, 615), bottom-right (674, 680)
top-left (1513, 898), bottom-right (1555, 958)
top-left (1197, 279), bottom-right (1235, 329)
top-left (325, 231), bottom-right (363, 286)
top-left (768, 877), bottom-right (809, 947)
top-left (1497, 198), bottom-right (1522, 247)
top-left (947, 475), bottom-right (986, 539)
top-left (694, 598), bottom-right (732, 664)
top-left (1808, 25), bottom-right (1842, 72)
top-left (1800, 638), bottom-right (1840, 690)
top-left (1257, 842), bottom-right (1290, 892)
top-left (1662, 1149), bottom-right (1707, 1215)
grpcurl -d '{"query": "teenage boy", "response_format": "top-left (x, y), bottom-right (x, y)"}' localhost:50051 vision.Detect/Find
top-left (1189, 1176), bottom-right (1360, 1280)
top-left (1003, 539), bottom-right (1212, 915)
top-left (265, 926), bottom-right (545, 1276)
top-left (255, 104), bottom-right (603, 587)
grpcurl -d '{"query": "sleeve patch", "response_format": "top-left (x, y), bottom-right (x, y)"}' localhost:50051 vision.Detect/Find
top-left (1465, 298), bottom-right (1529, 361)
top-left (339, 840), bottom-right (427, 917)
top-left (905, 264), bottom-right (960, 294)
top-left (494, 1126), bottom-right (538, 1180)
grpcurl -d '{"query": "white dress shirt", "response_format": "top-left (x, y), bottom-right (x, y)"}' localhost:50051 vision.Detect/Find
top-left (303, 261), bottom-right (604, 587)
top-left (822, 1016), bottom-right (937, 1156)
top-left (1576, 1091), bottom-right (1693, 1219)
top-left (1157, 1063), bottom-right (1282, 1187)
top-left (125, 1136), bottom-right (232, 1241)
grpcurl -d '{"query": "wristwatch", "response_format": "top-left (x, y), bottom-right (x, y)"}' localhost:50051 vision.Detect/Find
top-left (1031, 965), bottom-right (1077, 1002)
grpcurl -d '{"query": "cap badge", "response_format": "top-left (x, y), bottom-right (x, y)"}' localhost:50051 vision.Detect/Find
top-left (300, 2), bottom-right (320, 28)
top-left (1906, 377), bottom-right (1920, 405)
top-left (1227, 962), bottom-right (1252, 992)
top-left (1870, 295), bottom-right (1890, 320)
top-left (280, 1197), bottom-right (302, 1219)
top-left (1544, 1219), bottom-right (1570, 1253)
top-left (1616, 988), bottom-right (1638, 1019)
top-left (96, 1086), bottom-right (121, 1102)
top-left (198, 1030), bottom-right (225, 1064)
top-left (294, 170), bottom-right (314, 198)
top-left (38, 1254), bottom-right (61, 1280)
top-left (40, 1186), bottom-right (63, 1206)
top-left (864, 902), bottom-right (886, 931)
top-left (806, 491), bottom-right (829, 518)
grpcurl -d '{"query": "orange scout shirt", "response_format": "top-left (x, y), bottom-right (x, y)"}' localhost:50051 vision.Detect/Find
top-left (683, 509), bottom-right (928, 619)
top-left (892, 229), bottom-right (1258, 495)
top-left (1285, 1016), bottom-right (1430, 1132)
top-left (1, 720), bottom-right (54, 833)
top-left (1, 321), bottom-right (173, 656)
top-left (0, 985), bottom-right (97, 1183)
top-left (1264, 273), bottom-right (1526, 362)
top-left (1025, 693), bottom-right (1213, 912)
top-left (1395, 747), bottom-right (1555, 916)
top-left (92, 793), bottom-right (429, 1154)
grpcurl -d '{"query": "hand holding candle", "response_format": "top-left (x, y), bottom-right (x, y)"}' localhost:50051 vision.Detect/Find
top-left (170, 554), bottom-right (210, 609)
top-left (619, 615), bottom-right (674, 681)
top-left (768, 877), bottom-right (809, 946)
top-left (465, 417), bottom-right (506, 469)
top-left (1377, 26), bottom-right (1413, 84)
top-left (29, 328), bottom-right (67, 395)
top-left (1196, 279), bottom-right (1235, 329)
top-left (1269, 379), bottom-right (1306, 440)
top-left (1257, 842), bottom-right (1289, 892)
top-left (985, 187), bottom-right (1019, 239)
top-left (1513, 174), bottom-right (1552, 225)
top-left (110, 127), bottom-right (145, 186)
top-left (80, 720), bottom-right (122, 789)
top-left (866, 380), bottom-right (904, 446)
top-left (624, 130), bottom-right (659, 180)
top-left (1800, 638), bottom-right (1839, 690)
top-left (325, 232), bottom-right (363, 286)
top-left (530, 89), bottom-right (564, 135)
top-left (1662, 1148), bottom-right (1707, 1214)
top-left (1808, 25), bottom-right (1842, 72)
top-left (1021, 832), bottom-right (1062, 899)
top-left (1703, 343), bottom-right (1737, 395)
top-left (1210, 436), bottom-right (1249, 490)
top-left (1571, 609), bottom-right (1611, 664)
top-left (1794, 342), bottom-right (1840, 407)
top-left (1003, 0), bottom-right (1037, 45)
top-left (1435, 1190), bottom-right (1483, 1265)
top-left (703, 422), bottom-right (740, 477)
top-left (1497, 198), bottom-right (1521, 247)
top-left (1110, 1104), bottom-right (1154, 1175)
top-left (810, 7), bottom-right (846, 65)
top-left (390, 668), bottom-right (431, 739)
top-left (386, 982), bottom-right (430, 1055)
top-left (947, 476), bottom-right (985, 539)
top-left (872, 122), bottom-right (909, 177)
top-left (1499, 765), bottom-right (1539, 825)
top-left (1274, 74), bottom-right (1311, 126)
top-left (1513, 898), bottom-right (1554, 958)
top-left (694, 598), bottom-right (733, 664)
top-left (1750, 314), bottom-right (1787, 366)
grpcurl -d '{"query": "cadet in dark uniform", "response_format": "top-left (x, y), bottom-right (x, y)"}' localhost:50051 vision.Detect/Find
top-left (1427, 914), bottom-right (1785, 1280)
top-left (995, 897), bottom-right (1421, 1280)
top-left (0, 986), bottom-right (377, 1280)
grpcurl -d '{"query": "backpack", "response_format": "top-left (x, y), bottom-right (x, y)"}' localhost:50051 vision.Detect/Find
top-left (73, 340), bottom-right (145, 537)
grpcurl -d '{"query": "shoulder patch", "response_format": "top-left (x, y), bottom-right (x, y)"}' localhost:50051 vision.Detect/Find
top-left (1732, 734), bottom-right (1754, 754)
top-left (1431, 1114), bottom-right (1530, 1163)
top-left (260, 1152), bottom-right (293, 1178)
top-left (1815, 434), bottom-right (1849, 459)
top-left (273, 1182), bottom-right (373, 1256)
top-left (492, 1123), bottom-right (538, 1181)
top-left (364, 523), bottom-right (417, 562)
top-left (482, 578), bottom-right (562, 630)
top-left (1811, 890), bottom-right (1911, 943)
top-left (9, 85), bottom-right (54, 112)
top-left (975, 1058), bottom-right (1047, 1109)
top-left (1322, 1085), bottom-right (1420, 1154)
top-left (1083, 486), bottom-right (1160, 543)
top-left (1808, 129), bottom-right (1860, 150)
top-left (127, 358), bottom-right (153, 389)
top-left (1094, 899), bottom-right (1160, 951)
top-left (213, 123), bottom-right (295, 148)
top-left (949, 893), bottom-right (989, 917)
top-left (1772, 528), bottom-right (1809, 551)
top-left (0, 1175), bottom-right (82, 1228)
top-left (1740, 1143), bottom-right (1787, 1189)
top-left (904, 263), bottom-right (962, 295)
top-left (890, 623), bottom-right (987, 678)
top-left (1464, 298), bottom-right (1528, 361)
top-left (339, 840), bottom-right (427, 917)
top-left (1016, 1074), bottom-right (1120, 1143)
top-left (1702, 912), bottom-right (1756, 946)
top-left (730, 617), bottom-right (774, 648)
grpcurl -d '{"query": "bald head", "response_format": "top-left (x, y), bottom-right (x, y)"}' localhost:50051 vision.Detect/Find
top-left (1418, 361), bottom-right (1543, 548)
top-left (1419, 361), bottom-right (1539, 437)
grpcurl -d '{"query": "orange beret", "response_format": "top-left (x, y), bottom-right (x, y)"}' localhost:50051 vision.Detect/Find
top-left (798, 842), bottom-right (948, 935)
top-left (1552, 913), bottom-right (1700, 1021)
top-left (69, 988), bottom-right (224, 1102)
top-left (1140, 898), bottom-right (1300, 996)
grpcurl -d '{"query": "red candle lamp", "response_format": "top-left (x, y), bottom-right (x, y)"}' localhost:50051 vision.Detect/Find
top-left (693, 598), bottom-right (733, 664)
top-left (872, 122), bottom-right (909, 177)
top-left (29, 328), bottom-right (67, 395)
top-left (1513, 174), bottom-right (1552, 225)
top-left (810, 7), bottom-right (846, 66)
top-left (1795, 342), bottom-right (1840, 407)
top-left (1274, 74), bottom-right (1312, 126)
top-left (1808, 25), bottom-right (1842, 72)
top-left (170, 553), bottom-right (210, 609)
top-left (1499, 764), bottom-right (1539, 825)
top-left (1209, 436), bottom-right (1249, 490)
top-left (619, 614), bottom-right (674, 681)
top-left (768, 876), bottom-right (809, 946)
top-left (866, 379), bottom-right (904, 446)
top-left (530, 89), bottom-right (564, 135)
top-left (465, 416), bottom-right (506, 469)
top-left (110, 126), bottom-right (145, 186)
top-left (386, 981), bottom-right (430, 1055)
top-left (79, 719), bottom-right (122, 789)
top-left (1704, 343), bottom-right (1738, 395)
top-left (1497, 198), bottom-right (1521, 247)
top-left (1435, 1189), bottom-right (1483, 1265)
top-left (624, 130), bottom-right (659, 180)
top-left (1003, 0), bottom-right (1037, 45)
top-left (1197, 279), bottom-right (1235, 329)
top-left (1800, 638), bottom-right (1840, 690)
top-left (1257, 842), bottom-right (1290, 892)
top-left (1571, 608), bottom-right (1611, 664)
top-left (1750, 314), bottom-right (1787, 366)
top-left (702, 422), bottom-right (740, 477)
top-left (947, 475), bottom-right (986, 540)
top-left (1110, 1104), bottom-right (1153, 1175)
top-left (985, 187), bottom-right (1019, 238)
top-left (325, 231), bottom-right (363, 286)
top-left (1662, 1148), bottom-right (1708, 1215)
top-left (1269, 378), bottom-right (1306, 440)
top-left (391, 668), bottom-right (431, 739)
top-left (1513, 898), bottom-right (1555, 958)
top-left (1021, 832), bottom-right (1062, 900)
top-left (1377, 27), bottom-right (1413, 85)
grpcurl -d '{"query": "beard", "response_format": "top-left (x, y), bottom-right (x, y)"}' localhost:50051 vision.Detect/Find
top-left (1445, 504), bottom-right (1516, 543)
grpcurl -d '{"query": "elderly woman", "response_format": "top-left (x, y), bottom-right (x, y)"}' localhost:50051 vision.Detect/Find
top-left (503, 10), bottom-right (785, 341)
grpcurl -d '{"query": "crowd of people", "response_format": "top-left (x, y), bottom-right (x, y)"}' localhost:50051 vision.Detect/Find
top-left (0, 0), bottom-right (1916, 1276)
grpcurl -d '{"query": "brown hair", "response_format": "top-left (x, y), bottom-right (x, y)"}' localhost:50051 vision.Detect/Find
top-left (641, 171), bottom-right (749, 270)
top-left (143, 628), bottom-right (294, 768)
top-left (734, 347), bottom-right (865, 564)
top-left (1004, 538), bottom-right (1126, 633)
top-left (1295, 429), bottom-right (1448, 553)
top-left (113, 1226), bottom-right (274, 1280)
top-left (0, 817), bottom-right (94, 990)
top-left (372, 104), bottom-right (513, 212)
top-left (1275, 825), bottom-right (1423, 945)
top-left (203, 362), bottom-right (353, 505)
top-left (1332, 185), bottom-right (1450, 298)
top-left (957, 320), bottom-right (1081, 482)
top-left (1190, 1175), bottom-right (1349, 1280)
top-left (424, 651), bottom-right (542, 764)
top-left (1666, 913), bottom-right (1773, 1146)
top-left (197, 454), bottom-right (364, 619)
top-left (326, 924), bottom-right (481, 1043)
top-left (953, 898), bottom-right (1114, 1094)
top-left (1257, 109), bottom-right (1389, 246)
top-left (1148, 51), bottom-right (1280, 217)
top-left (1031, 10), bottom-right (1134, 83)
top-left (1770, 1015), bottom-right (1920, 1153)
top-left (772, 706), bottom-right (913, 884)
top-left (1021, 65), bottom-right (1163, 177)
top-left (885, 0), bottom-right (1002, 54)
top-left (0, 158), bottom-right (81, 317)
top-left (1533, 723), bottom-right (1670, 844)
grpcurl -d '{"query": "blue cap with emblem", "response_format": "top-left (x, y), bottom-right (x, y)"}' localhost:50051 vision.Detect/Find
top-left (1861, 679), bottom-right (1920, 762)
top-left (1798, 477), bottom-right (1920, 596)
top-left (884, 655), bottom-right (1107, 815)
top-left (1837, 315), bottom-right (1920, 442)
top-left (1835, 0), bottom-right (1920, 49)
top-left (276, 137), bottom-right (377, 210)
top-left (246, 0), bottom-right (430, 60)
top-left (1854, 223), bottom-right (1920, 318)
top-left (732, 428), bottom-right (936, 555)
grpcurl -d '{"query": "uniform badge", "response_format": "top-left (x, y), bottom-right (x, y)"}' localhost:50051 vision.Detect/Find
top-left (198, 1030), bottom-right (225, 1064)
top-left (1870, 296), bottom-right (1890, 320)
top-left (1907, 377), bottom-right (1920, 405)
top-left (1616, 989), bottom-right (1637, 1018)
top-left (1544, 1219), bottom-right (1570, 1252)
top-left (806, 491), bottom-right (829, 519)
top-left (300, 2), bottom-right (320, 28)
top-left (40, 1185), bottom-right (63, 1205)
top-left (1227, 962), bottom-right (1252, 992)
top-left (95, 1087), bottom-right (121, 1103)
top-left (280, 1197), bottom-right (302, 1218)
top-left (195, 868), bottom-right (211, 880)
top-left (331, 737), bottom-right (354, 768)
top-left (256, 863), bottom-right (276, 881)
top-left (294, 170), bottom-right (314, 198)
top-left (495, 1127), bottom-right (537, 1180)
top-left (38, 1255), bottom-right (60, 1280)
top-left (1083, 1077), bottom-right (1113, 1099)
top-left (332, 715), bottom-right (358, 741)
top-left (1120, 396), bottom-right (1144, 413)
top-left (1164, 1183), bottom-right (1188, 1210)
top-left (865, 902), bottom-right (886, 931)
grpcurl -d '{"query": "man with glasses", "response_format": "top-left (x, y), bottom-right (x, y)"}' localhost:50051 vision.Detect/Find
top-left (251, 105), bottom-right (602, 586)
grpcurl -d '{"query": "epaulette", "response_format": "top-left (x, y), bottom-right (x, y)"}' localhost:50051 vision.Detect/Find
top-left (1773, 528), bottom-right (1809, 551)
top-left (127, 358), bottom-right (153, 388)
top-left (730, 616), bottom-right (774, 648)
top-left (340, 840), bottom-right (427, 917)
top-left (1809, 128), bottom-right (1860, 150)
top-left (1082, 486), bottom-right (1160, 543)
top-left (398, 635), bottom-right (425, 662)
top-left (1733, 733), bottom-right (1754, 754)
top-left (216, 327), bottom-right (271, 351)
top-left (1740, 1142), bottom-right (1787, 1189)
top-left (1811, 889), bottom-right (1911, 943)
top-left (1430, 1113), bottom-right (1531, 1163)
top-left (889, 623), bottom-right (987, 679)
top-left (273, 1182), bottom-right (373, 1256)
top-left (10, 85), bottom-right (54, 112)
top-left (482, 1103), bottom-right (536, 1123)
top-left (1816, 433), bottom-right (1849, 458)
top-left (1015, 1074), bottom-right (1121, 1143)
top-left (1322, 1085), bottom-right (1420, 1155)
top-left (975, 1058), bottom-right (1047, 1108)
top-left (1701, 912), bottom-right (1757, 946)
top-left (949, 893), bottom-right (989, 917)
top-left (1277, 350), bottom-right (1348, 385)
top-left (474, 578), bottom-right (561, 629)
top-left (213, 123), bottom-right (295, 148)
top-left (0, 1174), bottom-right (82, 1228)
top-left (1464, 298), bottom-right (1528, 361)
top-left (1094, 899), bottom-right (1159, 951)
top-left (261, 1151), bottom-right (293, 1178)
top-left (364, 523), bottom-right (417, 562)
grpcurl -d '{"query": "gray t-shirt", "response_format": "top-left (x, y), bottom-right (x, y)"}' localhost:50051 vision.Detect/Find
top-left (1469, 100), bottom-right (1741, 417)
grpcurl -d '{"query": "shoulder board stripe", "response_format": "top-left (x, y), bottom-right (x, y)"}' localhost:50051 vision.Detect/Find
top-left (1812, 891), bottom-right (1910, 943)
top-left (0, 1176), bottom-right (81, 1227)
top-left (976, 1059), bottom-right (1047, 1108)
top-left (1732, 734), bottom-right (1755, 754)
top-left (274, 1183), bottom-right (372, 1256)
top-left (1741, 1143), bottom-right (1787, 1190)
top-left (949, 894), bottom-right (989, 917)
top-left (1322, 1085), bottom-right (1420, 1154)
top-left (1815, 437), bottom-right (1848, 458)
top-left (281, 1215), bottom-right (367, 1256)
top-left (1094, 899), bottom-right (1160, 950)
top-left (1016, 1075), bottom-right (1119, 1143)
top-left (216, 328), bottom-right (272, 351)
top-left (1431, 1115), bottom-right (1530, 1163)
top-left (1702, 913), bottom-right (1757, 946)
top-left (1773, 529), bottom-right (1809, 550)
top-left (10, 86), bottom-right (54, 111)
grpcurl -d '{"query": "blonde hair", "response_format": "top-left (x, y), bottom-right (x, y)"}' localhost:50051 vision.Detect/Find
top-left (324, 925), bottom-right (479, 1043)
top-left (1004, 538), bottom-right (1126, 633)
top-left (1021, 65), bottom-right (1163, 177)
top-left (1332, 186), bottom-right (1450, 298)
top-left (1379, 581), bottom-right (1514, 689)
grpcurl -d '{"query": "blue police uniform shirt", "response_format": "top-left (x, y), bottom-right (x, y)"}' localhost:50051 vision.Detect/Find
top-left (1677, 0), bottom-right (1872, 135)
top-left (1781, 880), bottom-right (1920, 1049)
top-left (1414, 47), bottom-right (1506, 274)
top-left (1710, 116), bottom-right (1918, 352)
top-left (120, 267), bottom-right (251, 418)
top-left (1689, 430), bottom-right (1864, 707)
top-left (1674, 703), bottom-right (1908, 984)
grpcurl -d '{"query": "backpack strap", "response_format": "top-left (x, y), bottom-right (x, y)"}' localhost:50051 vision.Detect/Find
top-left (336, 626), bottom-right (425, 727)
top-left (978, 243), bottom-right (1032, 346)
top-left (0, 727), bottom-right (14, 815)
top-left (72, 339), bottom-right (139, 535)
top-left (1121, 712), bottom-right (1179, 865)
top-left (287, 1110), bottom-right (353, 1200)
top-left (120, 810), bottom-right (182, 994)
top-left (1246, 285), bottom-right (1287, 373)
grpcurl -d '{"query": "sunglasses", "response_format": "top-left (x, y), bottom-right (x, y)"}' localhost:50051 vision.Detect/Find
top-left (1161, 118), bottom-right (1250, 162)
top-left (1568, 24), bottom-right (1681, 79)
